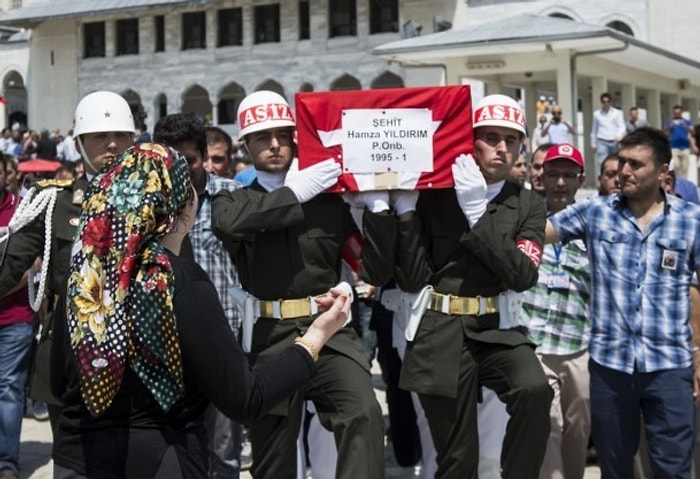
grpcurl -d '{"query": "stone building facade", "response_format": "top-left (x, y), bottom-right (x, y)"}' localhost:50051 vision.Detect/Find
top-left (0, 0), bottom-right (464, 134)
top-left (0, 0), bottom-right (698, 136)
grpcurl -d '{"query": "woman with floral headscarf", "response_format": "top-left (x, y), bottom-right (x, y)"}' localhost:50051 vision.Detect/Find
top-left (49, 143), bottom-right (350, 479)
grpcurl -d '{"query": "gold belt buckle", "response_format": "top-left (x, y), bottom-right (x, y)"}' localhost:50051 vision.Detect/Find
top-left (451, 296), bottom-right (479, 315)
top-left (259, 301), bottom-right (275, 318)
top-left (429, 292), bottom-right (499, 316)
top-left (280, 299), bottom-right (311, 319)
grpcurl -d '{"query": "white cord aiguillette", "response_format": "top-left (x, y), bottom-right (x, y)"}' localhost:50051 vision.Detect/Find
top-left (0, 186), bottom-right (60, 312)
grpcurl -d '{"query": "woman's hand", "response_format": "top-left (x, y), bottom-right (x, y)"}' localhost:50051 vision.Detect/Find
top-left (314, 285), bottom-right (351, 312)
top-left (298, 294), bottom-right (351, 360)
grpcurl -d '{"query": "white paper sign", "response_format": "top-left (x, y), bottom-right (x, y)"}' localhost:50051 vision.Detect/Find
top-left (341, 109), bottom-right (434, 173)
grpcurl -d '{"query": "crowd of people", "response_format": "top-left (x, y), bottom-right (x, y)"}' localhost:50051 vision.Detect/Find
top-left (0, 86), bottom-right (699, 479)
top-left (531, 92), bottom-right (700, 184)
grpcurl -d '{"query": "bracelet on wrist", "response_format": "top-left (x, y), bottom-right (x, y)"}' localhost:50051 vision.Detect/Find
top-left (294, 336), bottom-right (320, 362)
top-left (692, 345), bottom-right (700, 353)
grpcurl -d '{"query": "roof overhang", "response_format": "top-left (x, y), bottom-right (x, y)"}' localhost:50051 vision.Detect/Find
top-left (0, 0), bottom-right (213, 28)
top-left (373, 14), bottom-right (700, 86)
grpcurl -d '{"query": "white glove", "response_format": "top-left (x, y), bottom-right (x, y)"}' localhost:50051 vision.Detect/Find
top-left (389, 190), bottom-right (419, 216)
top-left (452, 154), bottom-right (487, 227)
top-left (329, 281), bottom-right (354, 326)
top-left (284, 158), bottom-right (341, 203)
top-left (342, 191), bottom-right (390, 213)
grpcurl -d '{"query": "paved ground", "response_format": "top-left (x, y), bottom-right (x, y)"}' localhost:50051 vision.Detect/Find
top-left (18, 366), bottom-right (603, 478)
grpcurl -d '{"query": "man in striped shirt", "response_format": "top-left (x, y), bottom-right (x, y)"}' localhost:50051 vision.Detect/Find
top-left (546, 127), bottom-right (700, 479)
top-left (523, 143), bottom-right (590, 479)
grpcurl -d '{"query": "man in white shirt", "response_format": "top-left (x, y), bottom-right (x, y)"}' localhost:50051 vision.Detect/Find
top-left (541, 106), bottom-right (575, 145)
top-left (590, 93), bottom-right (626, 172)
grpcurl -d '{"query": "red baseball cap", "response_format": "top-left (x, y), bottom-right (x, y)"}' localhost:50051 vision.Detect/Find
top-left (543, 143), bottom-right (584, 171)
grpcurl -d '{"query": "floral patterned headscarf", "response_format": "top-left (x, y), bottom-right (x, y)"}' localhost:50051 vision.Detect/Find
top-left (67, 143), bottom-right (192, 416)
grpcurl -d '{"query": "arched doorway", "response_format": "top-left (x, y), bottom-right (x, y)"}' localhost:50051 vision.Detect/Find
top-left (181, 84), bottom-right (213, 122)
top-left (330, 74), bottom-right (361, 91)
top-left (217, 82), bottom-right (246, 125)
top-left (3, 71), bottom-right (27, 130)
top-left (370, 71), bottom-right (404, 89)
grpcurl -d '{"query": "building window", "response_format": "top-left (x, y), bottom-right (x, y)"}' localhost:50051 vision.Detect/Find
top-left (10, 0), bottom-right (22, 8)
top-left (154, 16), bottom-right (165, 52)
top-left (83, 22), bottom-right (105, 58)
top-left (218, 8), bottom-right (243, 46)
top-left (157, 94), bottom-right (168, 119)
top-left (218, 99), bottom-right (238, 124)
top-left (329, 0), bottom-right (356, 37)
top-left (607, 20), bottom-right (634, 36)
top-left (182, 11), bottom-right (206, 50)
top-left (369, 0), bottom-right (398, 34)
top-left (254, 4), bottom-right (280, 44)
top-left (299, 1), bottom-right (310, 40)
top-left (116, 18), bottom-right (139, 56)
top-left (548, 12), bottom-right (574, 20)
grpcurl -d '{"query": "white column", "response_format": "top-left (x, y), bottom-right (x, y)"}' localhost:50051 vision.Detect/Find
top-left (555, 52), bottom-right (573, 115)
top-left (620, 83), bottom-right (635, 113)
top-left (590, 76), bottom-right (607, 108)
top-left (685, 97), bottom-right (700, 185)
top-left (555, 51), bottom-right (573, 130)
top-left (210, 94), bottom-right (219, 125)
top-left (685, 98), bottom-right (700, 121)
top-left (647, 89), bottom-right (661, 129)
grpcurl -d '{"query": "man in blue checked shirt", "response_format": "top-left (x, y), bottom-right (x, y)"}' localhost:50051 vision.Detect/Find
top-left (546, 127), bottom-right (700, 479)
top-left (523, 143), bottom-right (591, 479)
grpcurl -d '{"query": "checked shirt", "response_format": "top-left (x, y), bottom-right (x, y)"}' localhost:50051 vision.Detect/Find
top-left (523, 233), bottom-right (590, 356)
top-left (190, 173), bottom-right (243, 334)
top-left (550, 192), bottom-right (700, 373)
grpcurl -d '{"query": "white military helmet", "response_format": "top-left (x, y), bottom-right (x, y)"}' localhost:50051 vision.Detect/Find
top-left (237, 90), bottom-right (295, 140)
top-left (472, 94), bottom-right (526, 136)
top-left (73, 91), bottom-right (136, 137)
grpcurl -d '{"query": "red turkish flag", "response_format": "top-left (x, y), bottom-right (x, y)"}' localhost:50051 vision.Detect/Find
top-left (295, 85), bottom-right (473, 192)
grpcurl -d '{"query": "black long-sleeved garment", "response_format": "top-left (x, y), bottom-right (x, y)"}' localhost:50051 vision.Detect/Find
top-left (50, 251), bottom-right (316, 479)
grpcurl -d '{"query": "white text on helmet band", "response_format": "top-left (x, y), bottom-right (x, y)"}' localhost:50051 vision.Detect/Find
top-left (239, 104), bottom-right (294, 129)
top-left (475, 105), bottom-right (525, 128)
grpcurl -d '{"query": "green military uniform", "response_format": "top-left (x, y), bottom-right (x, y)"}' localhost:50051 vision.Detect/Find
top-left (0, 177), bottom-right (87, 298)
top-left (0, 177), bottom-right (88, 417)
top-left (212, 184), bottom-right (395, 479)
top-left (396, 182), bottom-right (553, 479)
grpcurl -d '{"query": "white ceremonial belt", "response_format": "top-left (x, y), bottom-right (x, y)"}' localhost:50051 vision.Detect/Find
top-left (229, 287), bottom-right (260, 353)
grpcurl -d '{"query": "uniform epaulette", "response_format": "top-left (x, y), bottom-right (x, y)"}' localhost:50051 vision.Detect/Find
top-left (35, 178), bottom-right (74, 189)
